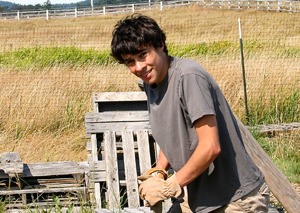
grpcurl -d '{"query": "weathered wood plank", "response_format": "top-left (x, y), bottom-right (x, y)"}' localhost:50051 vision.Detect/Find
top-left (122, 131), bottom-right (140, 208)
top-left (104, 131), bottom-right (120, 210)
top-left (136, 130), bottom-right (152, 175)
top-left (23, 161), bottom-right (86, 176)
top-left (91, 133), bottom-right (102, 208)
top-left (0, 186), bottom-right (85, 195)
top-left (0, 152), bottom-right (23, 176)
top-left (0, 161), bottom-right (86, 179)
top-left (237, 118), bottom-right (300, 213)
top-left (85, 111), bottom-right (149, 123)
top-left (86, 122), bottom-right (151, 134)
top-left (249, 122), bottom-right (300, 135)
top-left (93, 92), bottom-right (147, 103)
top-left (88, 160), bottom-right (106, 171)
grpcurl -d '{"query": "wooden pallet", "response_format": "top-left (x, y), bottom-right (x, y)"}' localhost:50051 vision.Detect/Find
top-left (85, 92), bottom-right (172, 211)
top-left (0, 152), bottom-right (88, 210)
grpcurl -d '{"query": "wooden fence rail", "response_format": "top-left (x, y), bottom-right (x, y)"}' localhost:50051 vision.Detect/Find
top-left (0, 0), bottom-right (299, 21)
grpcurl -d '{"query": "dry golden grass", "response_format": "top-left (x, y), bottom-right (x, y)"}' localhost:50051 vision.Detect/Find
top-left (0, 6), bottom-right (299, 162)
top-left (0, 65), bottom-right (140, 162)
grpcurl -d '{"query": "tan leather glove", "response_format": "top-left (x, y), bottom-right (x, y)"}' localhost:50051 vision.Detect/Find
top-left (164, 174), bottom-right (183, 198)
top-left (139, 176), bottom-right (168, 206)
top-left (141, 167), bottom-right (168, 180)
top-left (138, 174), bottom-right (183, 206)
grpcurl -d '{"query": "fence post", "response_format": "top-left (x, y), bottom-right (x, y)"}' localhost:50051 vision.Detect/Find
top-left (75, 7), bottom-right (77, 18)
top-left (228, 0), bottom-right (231, 9)
top-left (238, 18), bottom-right (249, 124)
top-left (103, 6), bottom-right (106, 15)
top-left (160, 1), bottom-right (163, 10)
top-left (17, 11), bottom-right (20, 21)
top-left (46, 10), bottom-right (49, 20)
top-left (289, 0), bottom-right (292, 12)
top-left (277, 0), bottom-right (281, 12)
top-left (257, 0), bottom-right (260, 10)
top-left (132, 4), bottom-right (135, 13)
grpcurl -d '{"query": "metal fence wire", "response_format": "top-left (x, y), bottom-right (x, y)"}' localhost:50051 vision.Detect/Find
top-left (0, 2), bottom-right (299, 126)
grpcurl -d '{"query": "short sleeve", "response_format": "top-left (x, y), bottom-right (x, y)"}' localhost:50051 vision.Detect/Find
top-left (178, 73), bottom-right (216, 124)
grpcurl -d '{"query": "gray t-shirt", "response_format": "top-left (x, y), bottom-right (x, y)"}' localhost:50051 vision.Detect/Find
top-left (144, 57), bottom-right (264, 212)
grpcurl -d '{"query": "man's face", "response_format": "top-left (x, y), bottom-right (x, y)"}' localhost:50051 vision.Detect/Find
top-left (122, 45), bottom-right (169, 85)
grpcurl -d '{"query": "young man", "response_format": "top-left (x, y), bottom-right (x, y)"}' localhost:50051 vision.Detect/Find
top-left (111, 14), bottom-right (269, 212)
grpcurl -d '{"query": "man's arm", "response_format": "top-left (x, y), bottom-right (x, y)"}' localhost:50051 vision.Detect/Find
top-left (155, 149), bottom-right (170, 171)
top-left (175, 114), bottom-right (221, 187)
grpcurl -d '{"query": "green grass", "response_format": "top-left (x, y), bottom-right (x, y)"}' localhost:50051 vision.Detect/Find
top-left (248, 89), bottom-right (300, 125)
top-left (0, 47), bottom-right (114, 68)
top-left (1, 40), bottom-right (298, 69)
top-left (253, 130), bottom-right (300, 183)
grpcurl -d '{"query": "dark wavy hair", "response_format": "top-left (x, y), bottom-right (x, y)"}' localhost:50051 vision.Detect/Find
top-left (111, 13), bottom-right (168, 64)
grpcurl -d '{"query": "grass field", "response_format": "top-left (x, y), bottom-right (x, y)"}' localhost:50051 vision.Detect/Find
top-left (0, 6), bottom-right (299, 183)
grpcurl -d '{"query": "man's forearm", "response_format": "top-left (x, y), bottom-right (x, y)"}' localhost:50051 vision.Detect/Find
top-left (155, 149), bottom-right (170, 170)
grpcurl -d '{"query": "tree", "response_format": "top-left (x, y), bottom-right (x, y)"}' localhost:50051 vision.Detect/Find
top-left (44, 0), bottom-right (52, 10)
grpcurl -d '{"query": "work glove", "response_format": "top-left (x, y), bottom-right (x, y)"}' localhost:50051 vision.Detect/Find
top-left (142, 167), bottom-right (168, 180)
top-left (138, 174), bottom-right (183, 207)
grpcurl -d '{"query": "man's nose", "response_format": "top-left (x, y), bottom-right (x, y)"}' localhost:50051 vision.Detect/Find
top-left (135, 61), bottom-right (146, 71)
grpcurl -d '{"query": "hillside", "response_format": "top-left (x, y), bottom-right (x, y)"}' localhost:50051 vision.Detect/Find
top-left (0, 0), bottom-right (14, 7)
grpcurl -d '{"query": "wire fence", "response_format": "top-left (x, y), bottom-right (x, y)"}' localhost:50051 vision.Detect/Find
top-left (0, 2), bottom-right (299, 164)
top-left (0, 3), bottom-right (299, 133)
top-left (0, 0), bottom-right (299, 21)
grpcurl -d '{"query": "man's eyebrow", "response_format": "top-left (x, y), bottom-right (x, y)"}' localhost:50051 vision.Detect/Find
top-left (122, 48), bottom-right (147, 62)
top-left (123, 58), bottom-right (133, 63)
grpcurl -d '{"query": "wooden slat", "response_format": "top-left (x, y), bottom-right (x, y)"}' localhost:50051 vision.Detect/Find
top-left (104, 131), bottom-right (120, 210)
top-left (86, 122), bottom-right (151, 134)
top-left (91, 134), bottom-right (102, 208)
top-left (122, 131), bottom-right (140, 208)
top-left (88, 160), bottom-right (107, 182)
top-left (0, 161), bottom-right (86, 179)
top-left (136, 130), bottom-right (152, 175)
top-left (89, 172), bottom-right (107, 182)
top-left (85, 111), bottom-right (149, 123)
top-left (123, 207), bottom-right (152, 212)
top-left (93, 92), bottom-right (147, 103)
top-left (237, 118), bottom-right (300, 213)
top-left (0, 186), bottom-right (85, 195)
top-left (88, 160), bottom-right (106, 171)
top-left (0, 152), bottom-right (23, 176)
top-left (23, 161), bottom-right (85, 176)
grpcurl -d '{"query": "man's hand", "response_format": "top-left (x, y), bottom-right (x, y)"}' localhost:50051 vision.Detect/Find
top-left (138, 175), bottom-right (183, 206)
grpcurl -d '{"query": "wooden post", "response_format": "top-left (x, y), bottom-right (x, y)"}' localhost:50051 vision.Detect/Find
top-left (237, 118), bottom-right (300, 213)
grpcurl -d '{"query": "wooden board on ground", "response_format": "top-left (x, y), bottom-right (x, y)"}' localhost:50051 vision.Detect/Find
top-left (237, 118), bottom-right (300, 213)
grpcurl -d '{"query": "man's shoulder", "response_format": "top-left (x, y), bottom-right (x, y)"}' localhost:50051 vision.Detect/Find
top-left (171, 57), bottom-right (208, 78)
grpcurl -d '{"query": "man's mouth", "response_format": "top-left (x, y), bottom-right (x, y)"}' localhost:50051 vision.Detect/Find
top-left (138, 69), bottom-right (152, 77)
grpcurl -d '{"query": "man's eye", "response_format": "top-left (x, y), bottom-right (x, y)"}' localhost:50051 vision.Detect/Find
top-left (125, 60), bottom-right (135, 66)
top-left (138, 52), bottom-right (147, 60)
top-left (141, 52), bottom-right (147, 57)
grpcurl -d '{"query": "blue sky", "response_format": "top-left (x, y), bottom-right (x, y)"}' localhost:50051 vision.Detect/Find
top-left (9, 0), bottom-right (81, 5)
